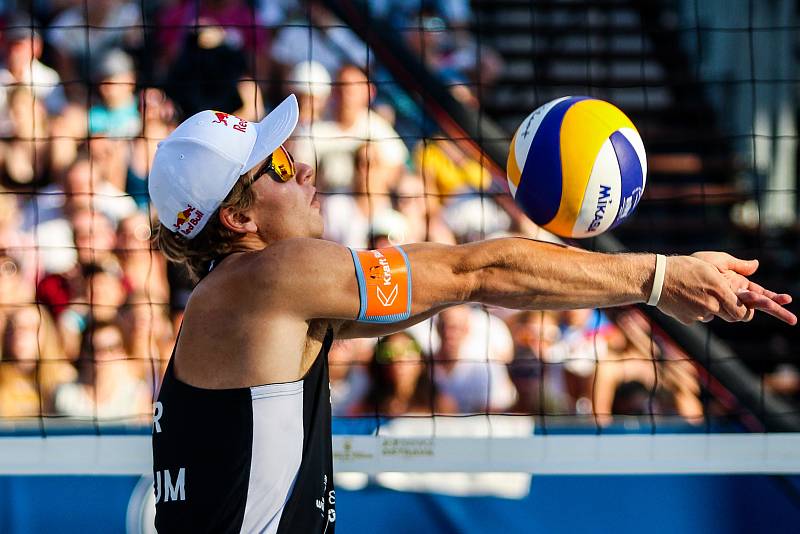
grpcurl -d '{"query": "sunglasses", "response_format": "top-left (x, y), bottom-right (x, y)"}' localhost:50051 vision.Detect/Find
top-left (253, 145), bottom-right (296, 184)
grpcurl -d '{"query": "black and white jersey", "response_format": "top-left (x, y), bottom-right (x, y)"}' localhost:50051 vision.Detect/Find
top-left (152, 329), bottom-right (336, 533)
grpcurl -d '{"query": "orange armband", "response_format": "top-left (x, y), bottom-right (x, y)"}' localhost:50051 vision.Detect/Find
top-left (349, 246), bottom-right (412, 323)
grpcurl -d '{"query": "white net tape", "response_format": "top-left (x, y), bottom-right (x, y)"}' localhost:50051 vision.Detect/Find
top-left (2, 430), bottom-right (799, 476)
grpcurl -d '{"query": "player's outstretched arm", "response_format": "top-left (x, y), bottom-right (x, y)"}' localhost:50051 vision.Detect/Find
top-left (259, 237), bottom-right (795, 339)
top-left (405, 238), bottom-right (794, 325)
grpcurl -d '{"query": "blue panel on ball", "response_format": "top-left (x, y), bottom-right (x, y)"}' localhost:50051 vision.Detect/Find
top-left (608, 131), bottom-right (644, 229)
top-left (516, 96), bottom-right (589, 225)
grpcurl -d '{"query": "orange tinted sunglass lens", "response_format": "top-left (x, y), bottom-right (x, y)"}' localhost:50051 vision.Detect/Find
top-left (271, 145), bottom-right (295, 182)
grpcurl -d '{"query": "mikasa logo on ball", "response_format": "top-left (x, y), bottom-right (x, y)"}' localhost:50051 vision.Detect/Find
top-left (588, 185), bottom-right (613, 232)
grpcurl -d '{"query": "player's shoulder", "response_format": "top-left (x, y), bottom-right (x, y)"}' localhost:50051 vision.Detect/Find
top-left (253, 237), bottom-right (344, 270)
top-left (236, 238), bottom-right (350, 291)
top-left (193, 239), bottom-right (345, 310)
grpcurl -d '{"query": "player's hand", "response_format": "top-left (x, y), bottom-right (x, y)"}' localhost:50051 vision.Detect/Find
top-left (691, 251), bottom-right (797, 325)
top-left (656, 255), bottom-right (751, 324)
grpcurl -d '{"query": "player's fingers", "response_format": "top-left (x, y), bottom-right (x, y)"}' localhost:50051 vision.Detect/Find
top-left (746, 281), bottom-right (793, 305)
top-left (737, 290), bottom-right (798, 325)
top-left (745, 280), bottom-right (778, 298)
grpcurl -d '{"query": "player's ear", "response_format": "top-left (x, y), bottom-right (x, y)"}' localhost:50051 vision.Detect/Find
top-left (219, 206), bottom-right (257, 235)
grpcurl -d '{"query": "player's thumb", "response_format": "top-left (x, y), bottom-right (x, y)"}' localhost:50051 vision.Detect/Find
top-left (728, 257), bottom-right (759, 276)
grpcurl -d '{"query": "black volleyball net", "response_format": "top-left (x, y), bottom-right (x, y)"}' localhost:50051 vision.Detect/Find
top-left (0, 0), bottom-right (797, 479)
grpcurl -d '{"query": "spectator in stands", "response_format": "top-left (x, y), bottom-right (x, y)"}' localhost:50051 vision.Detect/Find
top-left (0, 193), bottom-right (36, 283)
top-left (47, 0), bottom-right (142, 98)
top-left (301, 64), bottom-right (408, 192)
top-left (37, 207), bottom-right (126, 344)
top-left (359, 332), bottom-right (456, 416)
top-left (24, 154), bottom-right (136, 232)
top-left (413, 137), bottom-right (492, 198)
top-left (0, 255), bottom-right (36, 339)
top-left (54, 321), bottom-right (151, 421)
top-left (0, 16), bottom-right (66, 120)
top-left (88, 49), bottom-right (141, 138)
top-left (70, 208), bottom-right (121, 272)
top-left (157, 0), bottom-right (269, 84)
top-left (86, 135), bottom-right (132, 194)
top-left (410, 139), bottom-right (510, 243)
top-left (432, 305), bottom-right (516, 413)
top-left (57, 261), bottom-right (127, 360)
top-left (48, 102), bottom-right (89, 176)
top-left (329, 337), bottom-right (373, 417)
top-left (0, 86), bottom-right (50, 189)
top-left (117, 292), bottom-right (174, 388)
top-left (287, 60), bottom-right (333, 175)
top-left (593, 310), bottom-right (703, 425)
top-left (393, 172), bottom-right (455, 244)
top-left (322, 142), bottom-right (398, 248)
top-left (505, 310), bottom-right (565, 415)
top-left (0, 304), bottom-right (76, 417)
top-left (128, 88), bottom-right (179, 209)
top-left (556, 309), bottom-right (614, 415)
top-left (116, 212), bottom-right (169, 303)
top-left (162, 8), bottom-right (265, 120)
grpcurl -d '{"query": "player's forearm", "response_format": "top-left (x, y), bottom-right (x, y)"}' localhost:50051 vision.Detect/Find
top-left (464, 238), bottom-right (653, 310)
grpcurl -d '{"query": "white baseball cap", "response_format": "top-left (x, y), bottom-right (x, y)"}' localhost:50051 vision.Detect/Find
top-left (149, 94), bottom-right (299, 239)
top-left (289, 61), bottom-right (332, 97)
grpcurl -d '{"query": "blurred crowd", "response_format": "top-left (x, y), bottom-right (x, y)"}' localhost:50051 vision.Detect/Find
top-left (0, 0), bottom-right (722, 427)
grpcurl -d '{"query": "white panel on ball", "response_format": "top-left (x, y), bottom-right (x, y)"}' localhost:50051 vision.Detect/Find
top-left (512, 96), bottom-right (571, 173)
top-left (570, 138), bottom-right (622, 238)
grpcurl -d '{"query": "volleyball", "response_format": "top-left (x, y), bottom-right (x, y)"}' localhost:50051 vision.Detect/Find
top-left (507, 96), bottom-right (647, 238)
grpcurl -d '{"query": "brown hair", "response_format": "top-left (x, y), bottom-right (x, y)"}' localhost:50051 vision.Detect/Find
top-left (156, 173), bottom-right (256, 282)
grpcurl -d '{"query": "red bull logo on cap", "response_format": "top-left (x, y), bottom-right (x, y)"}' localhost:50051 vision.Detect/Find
top-left (210, 110), bottom-right (248, 133)
top-left (173, 204), bottom-right (205, 236)
top-left (211, 111), bottom-right (229, 126)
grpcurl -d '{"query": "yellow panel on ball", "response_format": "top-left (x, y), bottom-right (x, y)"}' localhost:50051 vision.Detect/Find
top-left (546, 99), bottom-right (636, 237)
top-left (507, 133), bottom-right (522, 190)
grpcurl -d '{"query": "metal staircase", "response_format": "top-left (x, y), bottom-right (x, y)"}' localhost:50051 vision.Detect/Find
top-left (473, 0), bottom-right (743, 253)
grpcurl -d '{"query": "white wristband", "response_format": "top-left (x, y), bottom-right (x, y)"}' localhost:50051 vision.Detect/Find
top-left (647, 254), bottom-right (667, 306)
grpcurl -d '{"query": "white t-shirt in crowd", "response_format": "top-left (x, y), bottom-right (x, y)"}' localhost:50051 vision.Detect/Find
top-left (409, 307), bottom-right (517, 413)
top-left (0, 59), bottom-right (66, 135)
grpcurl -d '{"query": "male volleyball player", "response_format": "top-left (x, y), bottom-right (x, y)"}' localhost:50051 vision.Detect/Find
top-left (148, 95), bottom-right (796, 534)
